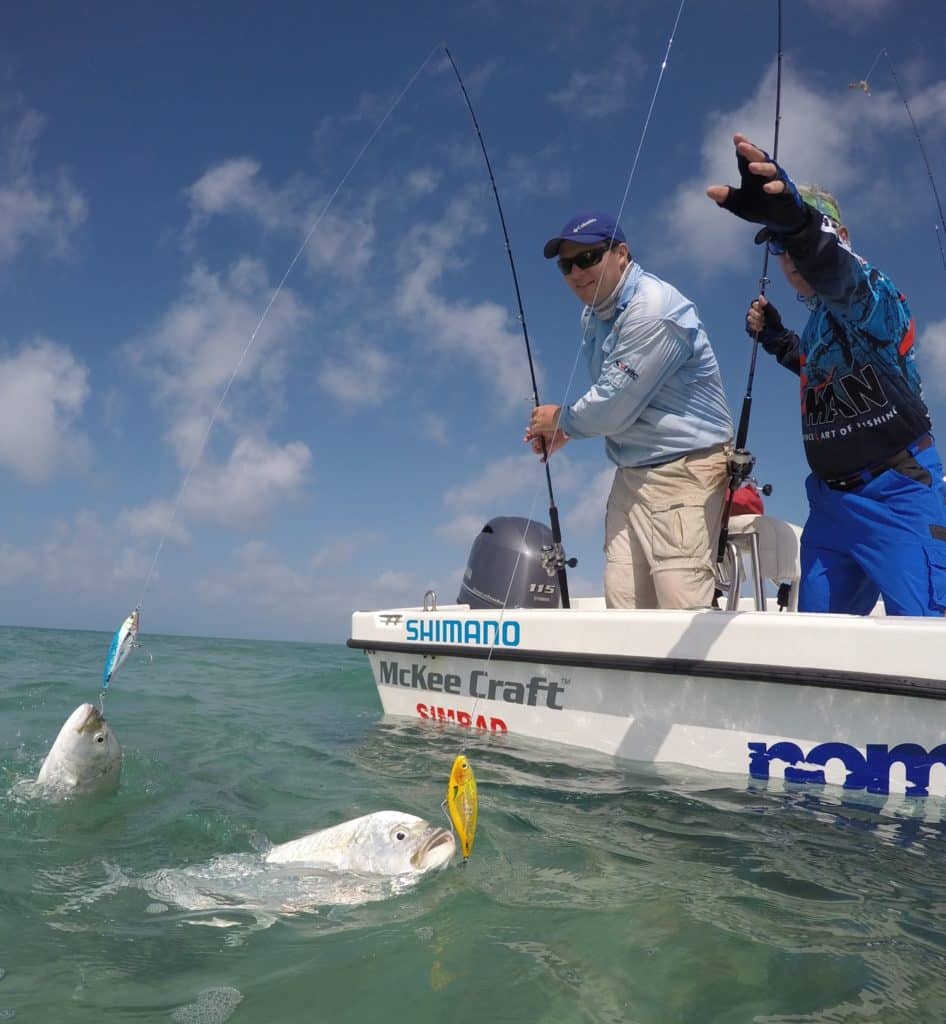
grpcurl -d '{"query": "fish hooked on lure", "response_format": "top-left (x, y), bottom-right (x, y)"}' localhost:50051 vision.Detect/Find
top-left (103, 607), bottom-right (140, 687)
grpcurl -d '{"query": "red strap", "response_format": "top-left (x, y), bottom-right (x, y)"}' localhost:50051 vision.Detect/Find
top-left (899, 318), bottom-right (916, 357)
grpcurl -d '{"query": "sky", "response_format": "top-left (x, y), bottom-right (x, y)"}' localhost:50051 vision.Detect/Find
top-left (2, 0), bottom-right (946, 644)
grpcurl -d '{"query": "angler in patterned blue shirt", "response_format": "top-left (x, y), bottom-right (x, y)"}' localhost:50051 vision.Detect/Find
top-left (709, 133), bottom-right (946, 617)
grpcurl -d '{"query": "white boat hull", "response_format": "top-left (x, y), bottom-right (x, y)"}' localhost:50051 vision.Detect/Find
top-left (349, 602), bottom-right (946, 798)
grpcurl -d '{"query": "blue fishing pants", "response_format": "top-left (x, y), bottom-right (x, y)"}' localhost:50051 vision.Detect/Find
top-left (800, 441), bottom-right (946, 616)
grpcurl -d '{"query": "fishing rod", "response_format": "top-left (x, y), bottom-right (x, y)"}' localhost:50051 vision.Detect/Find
top-left (886, 58), bottom-right (946, 276)
top-left (851, 50), bottom-right (946, 277)
top-left (444, 46), bottom-right (575, 609)
top-left (715, 0), bottom-right (783, 572)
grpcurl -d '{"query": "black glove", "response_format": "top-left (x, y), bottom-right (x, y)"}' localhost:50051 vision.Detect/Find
top-left (745, 298), bottom-right (783, 339)
top-left (718, 148), bottom-right (809, 236)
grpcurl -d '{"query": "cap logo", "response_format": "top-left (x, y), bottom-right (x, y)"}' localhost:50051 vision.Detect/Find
top-left (572, 218), bottom-right (598, 232)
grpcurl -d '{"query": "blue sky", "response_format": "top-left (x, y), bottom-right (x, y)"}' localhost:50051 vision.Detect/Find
top-left (2, 0), bottom-right (945, 643)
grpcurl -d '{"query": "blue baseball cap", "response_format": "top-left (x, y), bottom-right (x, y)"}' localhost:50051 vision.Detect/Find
top-left (543, 211), bottom-right (626, 259)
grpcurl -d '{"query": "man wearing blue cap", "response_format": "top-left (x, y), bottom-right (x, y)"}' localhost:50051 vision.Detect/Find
top-left (708, 133), bottom-right (946, 616)
top-left (525, 211), bottom-right (734, 610)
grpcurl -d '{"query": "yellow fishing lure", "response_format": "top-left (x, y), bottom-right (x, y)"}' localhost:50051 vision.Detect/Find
top-left (446, 754), bottom-right (477, 858)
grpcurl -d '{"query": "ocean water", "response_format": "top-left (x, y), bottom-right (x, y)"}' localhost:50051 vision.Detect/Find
top-left (3, 626), bottom-right (946, 1022)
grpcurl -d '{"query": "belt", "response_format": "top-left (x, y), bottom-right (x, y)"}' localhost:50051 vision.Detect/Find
top-left (824, 434), bottom-right (934, 492)
top-left (636, 441), bottom-right (730, 471)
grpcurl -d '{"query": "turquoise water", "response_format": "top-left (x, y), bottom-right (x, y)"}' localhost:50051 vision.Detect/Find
top-left (3, 625), bottom-right (946, 1022)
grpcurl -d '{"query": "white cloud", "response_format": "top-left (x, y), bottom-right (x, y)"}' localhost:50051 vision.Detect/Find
top-left (319, 344), bottom-right (393, 405)
top-left (0, 543), bottom-right (35, 586)
top-left (0, 338), bottom-right (90, 483)
top-left (192, 540), bottom-right (429, 636)
top-left (117, 500), bottom-right (191, 545)
top-left (127, 259), bottom-right (310, 463)
top-left (564, 466), bottom-right (614, 536)
top-left (436, 447), bottom-right (611, 547)
top-left (437, 452), bottom-right (584, 544)
top-left (0, 106), bottom-right (87, 264)
top-left (419, 412), bottom-right (448, 445)
top-left (196, 541), bottom-right (313, 614)
top-left (904, 80), bottom-right (946, 124)
top-left (311, 82), bottom-right (411, 150)
top-left (184, 157), bottom-right (377, 279)
top-left (808, 0), bottom-right (894, 18)
top-left (438, 512), bottom-right (494, 546)
top-left (407, 168), bottom-right (441, 195)
top-left (0, 510), bottom-right (150, 593)
top-left (184, 157), bottom-right (302, 233)
top-left (302, 206), bottom-right (378, 279)
top-left (181, 436), bottom-right (312, 528)
top-left (662, 64), bottom-right (946, 274)
top-left (375, 570), bottom-right (413, 591)
top-left (443, 453), bottom-right (540, 509)
top-left (432, 54), bottom-right (498, 96)
top-left (310, 533), bottom-right (378, 570)
top-left (505, 150), bottom-right (570, 199)
top-left (919, 317), bottom-right (946, 394)
top-left (122, 252), bottom-right (319, 540)
top-left (548, 49), bottom-right (645, 119)
top-left (394, 196), bottom-right (536, 410)
top-left (836, 78), bottom-right (946, 131)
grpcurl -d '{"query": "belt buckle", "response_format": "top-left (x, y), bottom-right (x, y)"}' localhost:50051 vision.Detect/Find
top-left (831, 473), bottom-right (860, 491)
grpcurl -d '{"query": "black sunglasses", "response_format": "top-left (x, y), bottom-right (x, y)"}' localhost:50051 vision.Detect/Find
top-left (557, 243), bottom-right (614, 276)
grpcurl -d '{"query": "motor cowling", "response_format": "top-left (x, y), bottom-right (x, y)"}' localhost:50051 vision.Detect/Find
top-left (457, 516), bottom-right (562, 609)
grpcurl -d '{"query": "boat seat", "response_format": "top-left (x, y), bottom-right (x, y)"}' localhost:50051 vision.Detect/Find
top-left (719, 514), bottom-right (803, 611)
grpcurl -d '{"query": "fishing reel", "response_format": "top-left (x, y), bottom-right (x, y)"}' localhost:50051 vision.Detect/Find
top-left (727, 449), bottom-right (773, 497)
top-left (540, 543), bottom-right (578, 578)
top-left (727, 447), bottom-right (756, 487)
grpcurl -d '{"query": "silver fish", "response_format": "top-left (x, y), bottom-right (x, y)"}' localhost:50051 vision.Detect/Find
top-left (264, 810), bottom-right (456, 873)
top-left (138, 811), bottom-right (456, 936)
top-left (35, 703), bottom-right (122, 796)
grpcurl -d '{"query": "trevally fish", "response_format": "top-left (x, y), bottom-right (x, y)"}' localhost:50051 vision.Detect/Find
top-left (50, 811), bottom-right (456, 943)
top-left (34, 703), bottom-right (122, 797)
top-left (103, 607), bottom-right (140, 687)
top-left (264, 810), bottom-right (456, 872)
top-left (147, 812), bottom-right (454, 927)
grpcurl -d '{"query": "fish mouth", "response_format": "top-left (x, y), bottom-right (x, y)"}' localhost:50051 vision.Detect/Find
top-left (411, 828), bottom-right (456, 869)
top-left (74, 704), bottom-right (106, 735)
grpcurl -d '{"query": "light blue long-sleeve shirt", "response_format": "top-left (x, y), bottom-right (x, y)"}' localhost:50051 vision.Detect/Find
top-left (558, 263), bottom-right (734, 468)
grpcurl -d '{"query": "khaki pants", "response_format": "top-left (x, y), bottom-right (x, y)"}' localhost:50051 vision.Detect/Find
top-left (604, 444), bottom-right (730, 610)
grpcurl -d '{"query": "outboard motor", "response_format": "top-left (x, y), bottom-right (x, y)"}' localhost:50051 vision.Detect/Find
top-left (458, 516), bottom-right (562, 609)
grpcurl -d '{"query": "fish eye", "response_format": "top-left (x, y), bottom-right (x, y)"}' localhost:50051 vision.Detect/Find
top-left (390, 826), bottom-right (409, 842)
top-left (95, 734), bottom-right (105, 744)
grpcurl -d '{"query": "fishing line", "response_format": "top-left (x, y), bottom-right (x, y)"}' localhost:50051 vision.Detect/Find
top-left (552, 0), bottom-right (688, 416)
top-left (104, 46), bottom-right (442, 685)
top-left (714, 0), bottom-right (783, 574)
top-left (851, 49), bottom-right (946, 277)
